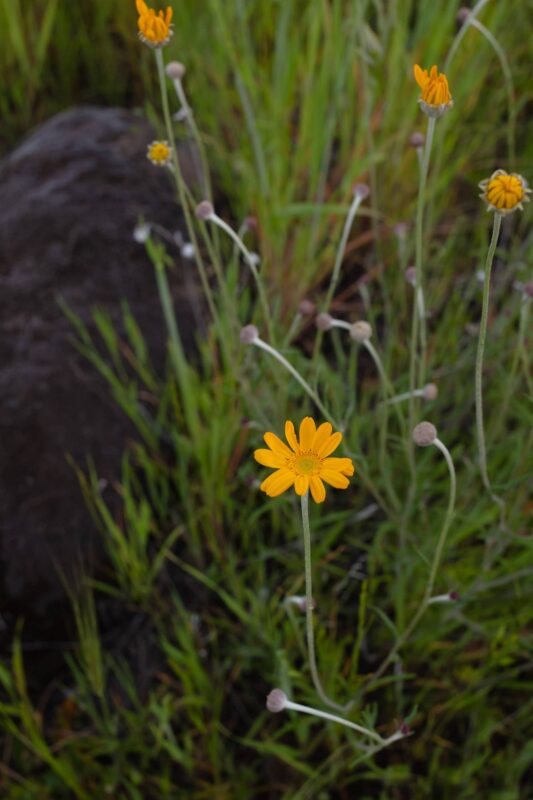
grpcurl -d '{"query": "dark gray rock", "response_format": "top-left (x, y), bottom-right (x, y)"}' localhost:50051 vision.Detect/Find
top-left (0, 107), bottom-right (198, 640)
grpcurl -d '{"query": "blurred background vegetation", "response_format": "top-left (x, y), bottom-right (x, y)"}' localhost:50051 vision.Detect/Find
top-left (1, 0), bottom-right (532, 797)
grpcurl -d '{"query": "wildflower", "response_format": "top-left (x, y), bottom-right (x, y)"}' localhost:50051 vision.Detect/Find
top-left (479, 169), bottom-right (530, 216)
top-left (254, 417), bottom-right (355, 504)
top-left (136, 0), bottom-right (173, 48)
top-left (147, 140), bottom-right (172, 167)
top-left (413, 64), bottom-right (453, 118)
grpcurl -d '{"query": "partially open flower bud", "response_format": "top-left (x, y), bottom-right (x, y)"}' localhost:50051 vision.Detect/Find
top-left (349, 321), bottom-right (372, 342)
top-left (239, 324), bottom-right (259, 344)
top-left (412, 421), bottom-right (437, 447)
top-left (524, 282), bottom-right (533, 299)
top-left (166, 61), bottom-right (186, 80)
top-left (195, 200), bottom-right (214, 220)
top-left (353, 182), bottom-right (370, 200)
top-left (316, 313), bottom-right (333, 331)
top-left (423, 383), bottom-right (438, 401)
top-left (266, 689), bottom-right (287, 713)
top-left (409, 131), bottom-right (425, 149)
top-left (298, 299), bottom-right (316, 316)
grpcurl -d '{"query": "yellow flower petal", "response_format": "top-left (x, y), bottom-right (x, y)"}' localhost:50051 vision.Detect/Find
top-left (254, 449), bottom-right (285, 468)
top-left (318, 431), bottom-right (343, 458)
top-left (310, 476), bottom-right (326, 503)
top-left (285, 420), bottom-right (299, 452)
top-left (264, 431), bottom-right (293, 458)
top-left (322, 457), bottom-right (355, 476)
top-left (298, 417), bottom-right (316, 450)
top-left (320, 470), bottom-right (350, 489)
top-left (312, 422), bottom-right (333, 452)
top-left (295, 475), bottom-right (310, 496)
top-left (260, 468), bottom-right (295, 497)
top-left (413, 63), bottom-right (427, 90)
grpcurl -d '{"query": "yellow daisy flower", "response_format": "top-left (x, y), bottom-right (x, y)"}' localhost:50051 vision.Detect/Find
top-left (136, 0), bottom-right (173, 49)
top-left (413, 64), bottom-right (453, 118)
top-left (479, 169), bottom-right (530, 216)
top-left (147, 140), bottom-right (172, 166)
top-left (254, 417), bottom-right (355, 504)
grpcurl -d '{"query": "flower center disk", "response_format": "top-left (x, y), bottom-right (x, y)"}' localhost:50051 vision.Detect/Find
top-left (294, 452), bottom-right (322, 476)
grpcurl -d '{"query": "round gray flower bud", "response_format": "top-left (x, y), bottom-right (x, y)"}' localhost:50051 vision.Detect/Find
top-left (423, 383), bottom-right (438, 401)
top-left (353, 182), bottom-right (370, 200)
top-left (298, 299), bottom-right (316, 316)
top-left (405, 266), bottom-right (417, 286)
top-left (412, 421), bottom-right (437, 447)
top-left (457, 7), bottom-right (470, 23)
top-left (195, 201), bottom-right (214, 220)
top-left (349, 321), bottom-right (372, 342)
top-left (316, 313), bottom-right (333, 331)
top-left (166, 61), bottom-right (186, 80)
top-left (409, 131), bottom-right (425, 149)
top-left (266, 689), bottom-right (287, 713)
top-left (239, 325), bottom-right (259, 344)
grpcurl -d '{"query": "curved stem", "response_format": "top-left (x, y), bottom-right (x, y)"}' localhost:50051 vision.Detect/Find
top-left (300, 493), bottom-right (345, 711)
top-left (313, 194), bottom-right (364, 363)
top-left (475, 213), bottom-right (506, 522)
top-left (252, 338), bottom-right (335, 424)
top-left (210, 213), bottom-right (274, 344)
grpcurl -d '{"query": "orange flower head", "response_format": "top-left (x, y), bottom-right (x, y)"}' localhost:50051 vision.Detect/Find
top-left (413, 64), bottom-right (452, 118)
top-left (479, 169), bottom-right (530, 216)
top-left (254, 417), bottom-right (355, 504)
top-left (136, 0), bottom-right (173, 48)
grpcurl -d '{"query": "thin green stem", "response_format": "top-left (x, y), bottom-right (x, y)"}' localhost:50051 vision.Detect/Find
top-left (312, 194), bottom-right (363, 365)
top-left (467, 18), bottom-right (516, 167)
top-left (300, 493), bottom-right (345, 711)
top-left (475, 213), bottom-right (506, 522)
top-left (284, 695), bottom-right (383, 743)
top-left (362, 435), bottom-right (457, 691)
top-left (211, 213), bottom-right (274, 343)
top-left (414, 116), bottom-right (436, 388)
top-left (408, 115), bottom-right (436, 483)
top-left (171, 76), bottom-right (214, 201)
top-left (154, 260), bottom-right (201, 442)
top-left (252, 337), bottom-right (335, 424)
top-left (155, 49), bottom-right (218, 327)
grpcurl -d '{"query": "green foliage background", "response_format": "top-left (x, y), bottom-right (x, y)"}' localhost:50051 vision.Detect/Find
top-left (0, 0), bottom-right (532, 798)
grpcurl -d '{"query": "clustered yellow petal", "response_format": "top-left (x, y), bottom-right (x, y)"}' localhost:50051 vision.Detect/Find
top-left (479, 169), bottom-right (530, 216)
top-left (254, 417), bottom-right (355, 504)
top-left (147, 140), bottom-right (172, 166)
top-left (136, 0), bottom-right (173, 48)
top-left (413, 64), bottom-right (453, 118)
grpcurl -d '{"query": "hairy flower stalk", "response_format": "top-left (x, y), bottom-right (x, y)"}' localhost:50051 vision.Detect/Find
top-left (300, 493), bottom-right (345, 709)
top-left (241, 327), bottom-right (334, 423)
top-left (313, 184), bottom-right (369, 364)
top-left (202, 208), bottom-right (273, 343)
top-left (265, 689), bottom-right (408, 746)
top-left (166, 62), bottom-right (213, 202)
top-left (475, 171), bottom-right (529, 519)
top-left (152, 48), bottom-right (219, 330)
